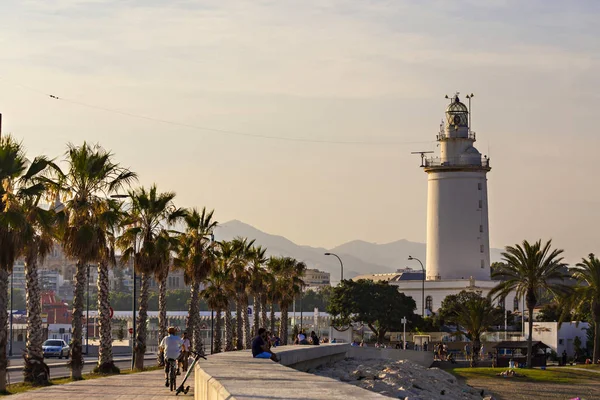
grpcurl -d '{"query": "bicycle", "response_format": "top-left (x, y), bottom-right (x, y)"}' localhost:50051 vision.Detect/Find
top-left (175, 350), bottom-right (207, 396)
top-left (166, 357), bottom-right (178, 391)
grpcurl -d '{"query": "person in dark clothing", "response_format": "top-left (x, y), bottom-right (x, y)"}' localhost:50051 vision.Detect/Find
top-left (252, 328), bottom-right (280, 362)
top-left (562, 350), bottom-right (568, 366)
top-left (310, 331), bottom-right (320, 345)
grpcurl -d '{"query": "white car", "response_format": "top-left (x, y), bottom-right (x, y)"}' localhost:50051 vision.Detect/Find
top-left (42, 339), bottom-right (70, 359)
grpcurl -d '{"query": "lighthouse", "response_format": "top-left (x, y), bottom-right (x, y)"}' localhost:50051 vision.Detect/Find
top-left (423, 93), bottom-right (491, 281)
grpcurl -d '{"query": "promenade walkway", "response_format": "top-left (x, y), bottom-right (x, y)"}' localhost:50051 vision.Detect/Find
top-left (10, 368), bottom-right (192, 399)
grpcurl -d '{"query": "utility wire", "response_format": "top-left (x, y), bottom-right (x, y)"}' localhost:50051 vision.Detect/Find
top-left (0, 77), bottom-right (434, 146)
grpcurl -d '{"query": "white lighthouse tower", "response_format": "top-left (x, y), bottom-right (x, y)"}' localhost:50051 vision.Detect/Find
top-left (423, 93), bottom-right (491, 281)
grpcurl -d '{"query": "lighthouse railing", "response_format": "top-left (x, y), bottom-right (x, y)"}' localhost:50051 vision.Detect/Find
top-left (423, 156), bottom-right (490, 168)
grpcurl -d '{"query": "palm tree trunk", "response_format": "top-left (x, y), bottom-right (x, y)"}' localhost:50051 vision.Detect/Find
top-left (23, 255), bottom-right (49, 384)
top-left (471, 337), bottom-right (481, 368)
top-left (260, 296), bottom-right (268, 332)
top-left (280, 304), bottom-right (288, 345)
top-left (0, 270), bottom-right (10, 391)
top-left (270, 303), bottom-right (275, 335)
top-left (594, 316), bottom-right (600, 364)
top-left (134, 273), bottom-right (150, 370)
top-left (213, 309), bottom-right (222, 354)
top-left (70, 260), bottom-right (86, 379)
top-left (253, 297), bottom-right (260, 336)
top-left (235, 296), bottom-right (243, 350)
top-left (224, 308), bottom-right (234, 352)
top-left (157, 274), bottom-right (167, 366)
top-left (96, 259), bottom-right (116, 373)
top-left (243, 295), bottom-right (251, 349)
top-left (527, 305), bottom-right (534, 368)
top-left (186, 282), bottom-right (199, 351)
top-left (191, 282), bottom-right (203, 354)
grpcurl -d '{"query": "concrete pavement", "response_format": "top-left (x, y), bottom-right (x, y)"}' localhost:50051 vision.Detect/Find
top-left (10, 367), bottom-right (193, 399)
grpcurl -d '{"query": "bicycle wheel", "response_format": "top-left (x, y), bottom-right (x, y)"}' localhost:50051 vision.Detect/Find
top-left (170, 361), bottom-right (176, 391)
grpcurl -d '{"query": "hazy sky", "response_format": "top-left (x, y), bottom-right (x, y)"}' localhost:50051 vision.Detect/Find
top-left (0, 0), bottom-right (598, 264)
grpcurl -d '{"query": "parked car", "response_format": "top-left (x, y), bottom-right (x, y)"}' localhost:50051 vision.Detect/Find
top-left (42, 339), bottom-right (70, 359)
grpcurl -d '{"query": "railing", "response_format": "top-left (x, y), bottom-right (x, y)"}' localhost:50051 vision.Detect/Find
top-left (437, 131), bottom-right (476, 141)
top-left (423, 156), bottom-right (490, 168)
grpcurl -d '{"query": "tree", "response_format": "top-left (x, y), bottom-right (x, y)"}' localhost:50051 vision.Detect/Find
top-left (490, 239), bottom-right (568, 368)
top-left (117, 185), bottom-right (180, 370)
top-left (327, 279), bottom-right (417, 344)
top-left (95, 199), bottom-right (123, 374)
top-left (537, 303), bottom-right (571, 322)
top-left (230, 237), bottom-right (254, 350)
top-left (438, 291), bottom-right (485, 326)
top-left (559, 253), bottom-right (600, 364)
top-left (54, 142), bottom-right (137, 380)
top-left (443, 293), bottom-right (502, 367)
top-left (269, 256), bottom-right (306, 345)
top-left (201, 252), bottom-right (230, 354)
top-left (177, 207), bottom-right (217, 354)
top-left (0, 138), bottom-right (56, 386)
top-left (248, 246), bottom-right (267, 336)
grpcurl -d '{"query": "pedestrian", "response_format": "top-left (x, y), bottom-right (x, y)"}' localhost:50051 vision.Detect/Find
top-left (177, 331), bottom-right (191, 375)
top-left (464, 343), bottom-right (471, 361)
top-left (562, 350), bottom-right (567, 366)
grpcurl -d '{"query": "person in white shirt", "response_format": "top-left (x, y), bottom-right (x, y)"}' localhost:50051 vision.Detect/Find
top-left (177, 331), bottom-right (191, 375)
top-left (159, 327), bottom-right (183, 387)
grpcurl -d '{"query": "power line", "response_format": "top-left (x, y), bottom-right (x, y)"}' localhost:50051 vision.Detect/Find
top-left (0, 77), bottom-right (434, 146)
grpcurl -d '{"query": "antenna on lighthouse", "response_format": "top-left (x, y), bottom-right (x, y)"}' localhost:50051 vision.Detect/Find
top-left (411, 151), bottom-right (434, 167)
top-left (466, 93), bottom-right (474, 129)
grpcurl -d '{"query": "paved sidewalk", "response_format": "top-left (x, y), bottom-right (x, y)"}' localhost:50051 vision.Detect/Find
top-left (10, 368), bottom-right (194, 399)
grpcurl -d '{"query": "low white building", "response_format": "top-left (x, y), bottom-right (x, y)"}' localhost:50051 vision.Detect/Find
top-left (525, 321), bottom-right (589, 357)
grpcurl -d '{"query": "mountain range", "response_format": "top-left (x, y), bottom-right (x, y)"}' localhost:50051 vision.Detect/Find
top-left (214, 220), bottom-right (503, 283)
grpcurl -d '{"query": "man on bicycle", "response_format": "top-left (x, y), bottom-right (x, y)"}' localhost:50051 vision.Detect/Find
top-left (159, 326), bottom-right (184, 387)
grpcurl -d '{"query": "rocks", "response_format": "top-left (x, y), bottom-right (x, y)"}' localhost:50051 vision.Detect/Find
top-left (312, 358), bottom-right (481, 400)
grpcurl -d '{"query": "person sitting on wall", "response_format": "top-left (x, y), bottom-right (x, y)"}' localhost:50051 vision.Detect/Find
top-left (297, 332), bottom-right (309, 345)
top-left (252, 328), bottom-right (280, 362)
top-left (310, 331), bottom-right (320, 345)
top-left (331, 338), bottom-right (337, 343)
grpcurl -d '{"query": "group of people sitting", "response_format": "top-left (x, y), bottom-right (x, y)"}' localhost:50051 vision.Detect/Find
top-left (293, 330), bottom-right (320, 345)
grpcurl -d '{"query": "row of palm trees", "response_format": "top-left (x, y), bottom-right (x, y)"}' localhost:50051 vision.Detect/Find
top-left (0, 137), bottom-right (307, 390)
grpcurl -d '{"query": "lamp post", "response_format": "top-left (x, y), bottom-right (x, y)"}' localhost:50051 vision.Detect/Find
top-left (9, 271), bottom-right (13, 357)
top-left (466, 93), bottom-right (474, 128)
top-left (324, 253), bottom-right (343, 282)
top-left (408, 256), bottom-right (425, 317)
top-left (110, 193), bottom-right (136, 369)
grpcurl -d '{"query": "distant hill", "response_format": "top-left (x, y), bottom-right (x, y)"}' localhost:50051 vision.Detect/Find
top-left (213, 220), bottom-right (504, 283)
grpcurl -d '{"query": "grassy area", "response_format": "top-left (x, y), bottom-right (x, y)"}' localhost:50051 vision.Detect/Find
top-left (560, 364), bottom-right (600, 370)
top-left (1, 366), bottom-right (162, 396)
top-left (449, 367), bottom-right (599, 384)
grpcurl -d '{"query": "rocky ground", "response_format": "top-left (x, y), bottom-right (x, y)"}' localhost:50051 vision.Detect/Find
top-left (311, 358), bottom-right (486, 400)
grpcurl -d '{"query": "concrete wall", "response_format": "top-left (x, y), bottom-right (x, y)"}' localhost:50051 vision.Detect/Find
top-left (195, 344), bottom-right (388, 400)
top-left (347, 346), bottom-right (434, 367)
top-left (525, 321), bottom-right (589, 357)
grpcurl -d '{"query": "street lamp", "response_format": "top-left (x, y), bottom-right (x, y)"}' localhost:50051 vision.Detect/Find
top-left (324, 253), bottom-right (343, 282)
top-left (408, 256), bottom-right (425, 317)
top-left (110, 193), bottom-right (137, 369)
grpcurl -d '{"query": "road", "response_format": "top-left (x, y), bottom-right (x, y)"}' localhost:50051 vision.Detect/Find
top-left (6, 355), bottom-right (158, 385)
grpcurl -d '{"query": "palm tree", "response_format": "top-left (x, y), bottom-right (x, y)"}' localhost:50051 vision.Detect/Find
top-left (178, 207), bottom-right (217, 354)
top-left (0, 137), bottom-right (56, 386)
top-left (201, 254), bottom-right (230, 354)
top-left (247, 246), bottom-right (267, 335)
top-left (560, 254), bottom-right (600, 364)
top-left (448, 295), bottom-right (501, 367)
top-left (216, 240), bottom-right (236, 351)
top-left (231, 237), bottom-right (254, 350)
top-left (268, 256), bottom-right (306, 345)
top-left (53, 142), bottom-right (137, 379)
top-left (117, 185), bottom-right (181, 370)
top-left (94, 199), bottom-right (123, 374)
top-left (154, 230), bottom-right (177, 365)
top-left (490, 239), bottom-right (568, 368)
